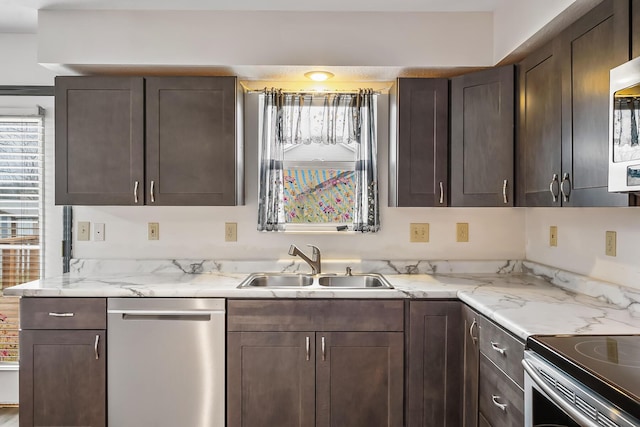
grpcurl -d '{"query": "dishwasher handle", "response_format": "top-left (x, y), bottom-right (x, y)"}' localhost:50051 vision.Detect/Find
top-left (109, 309), bottom-right (224, 321)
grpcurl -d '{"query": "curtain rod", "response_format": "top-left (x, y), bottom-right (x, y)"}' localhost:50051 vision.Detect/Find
top-left (246, 89), bottom-right (381, 95)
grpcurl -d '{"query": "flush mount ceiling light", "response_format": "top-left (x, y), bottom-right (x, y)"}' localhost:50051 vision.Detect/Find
top-left (304, 71), bottom-right (334, 82)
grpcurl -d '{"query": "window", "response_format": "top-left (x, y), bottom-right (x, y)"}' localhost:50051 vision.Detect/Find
top-left (257, 90), bottom-right (379, 232)
top-left (0, 112), bottom-right (43, 364)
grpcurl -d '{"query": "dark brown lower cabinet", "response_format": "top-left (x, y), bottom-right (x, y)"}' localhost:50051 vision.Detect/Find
top-left (316, 332), bottom-right (404, 427)
top-left (227, 330), bottom-right (403, 427)
top-left (462, 305), bottom-right (480, 427)
top-left (227, 332), bottom-right (315, 427)
top-left (407, 301), bottom-right (463, 427)
top-left (19, 330), bottom-right (106, 427)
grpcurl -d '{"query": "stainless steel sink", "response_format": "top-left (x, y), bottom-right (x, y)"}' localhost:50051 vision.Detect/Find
top-left (238, 273), bottom-right (314, 288)
top-left (237, 272), bottom-right (394, 289)
top-left (317, 274), bottom-right (393, 289)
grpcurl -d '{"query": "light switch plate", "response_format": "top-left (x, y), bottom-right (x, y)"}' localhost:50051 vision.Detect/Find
top-left (410, 223), bottom-right (429, 242)
top-left (225, 222), bottom-right (237, 242)
top-left (605, 231), bottom-right (616, 257)
top-left (77, 222), bottom-right (90, 241)
top-left (456, 223), bottom-right (469, 242)
top-left (549, 226), bottom-right (558, 247)
top-left (94, 223), bottom-right (105, 241)
top-left (148, 222), bottom-right (159, 240)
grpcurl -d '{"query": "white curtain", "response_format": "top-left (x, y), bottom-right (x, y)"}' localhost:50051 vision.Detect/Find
top-left (257, 89), bottom-right (379, 232)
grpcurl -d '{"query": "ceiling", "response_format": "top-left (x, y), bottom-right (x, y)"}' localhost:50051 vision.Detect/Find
top-left (0, 0), bottom-right (501, 33)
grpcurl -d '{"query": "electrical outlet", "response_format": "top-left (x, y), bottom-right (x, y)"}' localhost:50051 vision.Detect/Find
top-left (606, 231), bottom-right (617, 257)
top-left (77, 222), bottom-right (90, 241)
top-left (549, 226), bottom-right (558, 247)
top-left (148, 222), bottom-right (159, 240)
top-left (94, 223), bottom-right (105, 241)
top-left (456, 223), bottom-right (469, 242)
top-left (225, 222), bottom-right (237, 242)
top-left (410, 223), bottom-right (429, 242)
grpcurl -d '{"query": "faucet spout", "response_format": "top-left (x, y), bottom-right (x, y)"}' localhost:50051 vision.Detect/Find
top-left (288, 244), bottom-right (322, 274)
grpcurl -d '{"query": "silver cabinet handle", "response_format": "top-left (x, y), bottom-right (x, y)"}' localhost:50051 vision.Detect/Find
top-left (469, 319), bottom-right (478, 344)
top-left (134, 181), bottom-right (139, 204)
top-left (150, 180), bottom-right (156, 203)
top-left (491, 341), bottom-right (506, 355)
top-left (306, 336), bottom-right (310, 361)
top-left (321, 336), bottom-right (326, 361)
top-left (549, 174), bottom-right (559, 202)
top-left (94, 334), bottom-right (100, 360)
top-left (502, 179), bottom-right (508, 204)
top-left (48, 312), bottom-right (74, 317)
top-left (560, 172), bottom-right (571, 202)
top-left (439, 182), bottom-right (444, 204)
top-left (492, 395), bottom-right (507, 411)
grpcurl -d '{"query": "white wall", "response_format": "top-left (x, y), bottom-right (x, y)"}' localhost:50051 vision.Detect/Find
top-left (526, 208), bottom-right (640, 290)
top-left (493, 0), bottom-right (577, 63)
top-left (72, 94), bottom-right (526, 261)
top-left (38, 10), bottom-right (494, 71)
top-left (0, 34), bottom-right (55, 85)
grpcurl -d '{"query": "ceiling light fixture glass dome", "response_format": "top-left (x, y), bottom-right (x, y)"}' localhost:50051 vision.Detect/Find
top-left (304, 71), bottom-right (334, 82)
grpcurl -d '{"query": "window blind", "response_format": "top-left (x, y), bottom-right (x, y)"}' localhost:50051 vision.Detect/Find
top-left (0, 114), bottom-right (43, 364)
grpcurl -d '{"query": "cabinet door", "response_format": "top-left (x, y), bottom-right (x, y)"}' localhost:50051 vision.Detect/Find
top-left (560, 0), bottom-right (634, 206)
top-left (407, 301), bottom-right (463, 427)
top-left (634, 0), bottom-right (640, 59)
top-left (55, 76), bottom-right (144, 205)
top-left (316, 332), bottom-right (403, 427)
top-left (462, 305), bottom-right (480, 427)
top-left (517, 40), bottom-right (562, 207)
top-left (227, 332), bottom-right (315, 427)
top-left (145, 76), bottom-right (239, 206)
top-left (451, 66), bottom-right (515, 207)
top-left (393, 78), bottom-right (449, 206)
top-left (19, 330), bottom-right (106, 427)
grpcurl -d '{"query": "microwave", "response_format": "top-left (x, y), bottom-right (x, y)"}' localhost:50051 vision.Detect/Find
top-left (609, 56), bottom-right (640, 193)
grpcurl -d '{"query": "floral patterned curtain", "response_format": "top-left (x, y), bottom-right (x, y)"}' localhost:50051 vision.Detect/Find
top-left (257, 89), bottom-right (379, 232)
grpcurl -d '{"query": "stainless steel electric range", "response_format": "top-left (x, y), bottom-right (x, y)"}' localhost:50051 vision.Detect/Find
top-left (523, 335), bottom-right (640, 427)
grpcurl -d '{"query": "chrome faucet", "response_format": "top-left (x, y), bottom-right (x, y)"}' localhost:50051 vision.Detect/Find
top-left (288, 244), bottom-right (322, 274)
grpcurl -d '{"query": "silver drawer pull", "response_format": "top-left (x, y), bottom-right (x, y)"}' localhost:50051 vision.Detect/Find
top-left (305, 336), bottom-right (310, 361)
top-left (150, 180), bottom-right (156, 203)
top-left (502, 179), bottom-right (508, 204)
top-left (549, 174), bottom-right (559, 202)
top-left (94, 335), bottom-right (100, 360)
top-left (321, 336), bottom-right (326, 361)
top-left (48, 312), bottom-right (75, 317)
top-left (133, 180), bottom-right (139, 204)
top-left (439, 182), bottom-right (444, 204)
top-left (491, 341), bottom-right (506, 355)
top-left (492, 395), bottom-right (507, 411)
top-left (469, 319), bottom-right (478, 343)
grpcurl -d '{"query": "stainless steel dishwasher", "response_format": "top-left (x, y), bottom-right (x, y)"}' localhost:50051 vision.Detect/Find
top-left (107, 298), bottom-right (225, 427)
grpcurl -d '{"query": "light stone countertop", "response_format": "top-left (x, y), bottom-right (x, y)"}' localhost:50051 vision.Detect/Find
top-left (5, 264), bottom-right (640, 341)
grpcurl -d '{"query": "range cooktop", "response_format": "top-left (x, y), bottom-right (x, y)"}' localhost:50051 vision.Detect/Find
top-left (527, 335), bottom-right (640, 421)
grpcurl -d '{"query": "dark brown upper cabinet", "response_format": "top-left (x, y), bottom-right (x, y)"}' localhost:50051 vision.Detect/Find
top-left (518, 0), bottom-right (636, 207)
top-left (55, 76), bottom-right (242, 206)
top-left (560, 0), bottom-right (632, 207)
top-left (633, 0), bottom-right (640, 58)
top-left (390, 78), bottom-right (449, 207)
top-left (55, 76), bottom-right (144, 205)
top-left (450, 66), bottom-right (515, 207)
top-left (517, 40), bottom-right (563, 207)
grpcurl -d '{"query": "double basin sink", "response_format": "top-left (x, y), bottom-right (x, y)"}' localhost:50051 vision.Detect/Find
top-left (238, 272), bottom-right (394, 290)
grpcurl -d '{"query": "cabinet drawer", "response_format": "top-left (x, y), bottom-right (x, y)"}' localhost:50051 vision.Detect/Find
top-left (227, 299), bottom-right (404, 332)
top-left (479, 316), bottom-right (525, 387)
top-left (21, 298), bottom-right (106, 329)
top-left (479, 354), bottom-right (524, 427)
